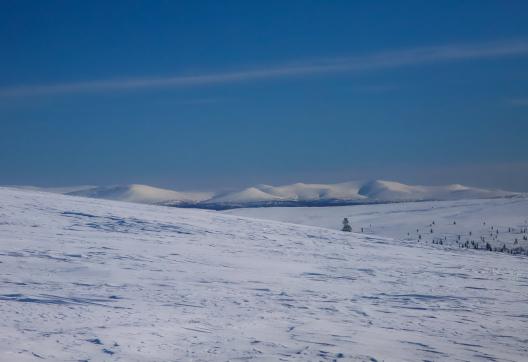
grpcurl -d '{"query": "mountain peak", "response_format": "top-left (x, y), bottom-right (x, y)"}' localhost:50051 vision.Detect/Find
top-left (21, 180), bottom-right (521, 209)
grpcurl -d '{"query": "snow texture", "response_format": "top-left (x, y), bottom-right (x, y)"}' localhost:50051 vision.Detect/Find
top-left (0, 187), bottom-right (527, 361)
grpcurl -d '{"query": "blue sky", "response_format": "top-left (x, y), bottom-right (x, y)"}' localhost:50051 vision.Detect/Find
top-left (1, 1), bottom-right (527, 191)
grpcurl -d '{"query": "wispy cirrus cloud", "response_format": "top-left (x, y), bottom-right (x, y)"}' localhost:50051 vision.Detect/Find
top-left (1, 39), bottom-right (528, 97)
top-left (509, 98), bottom-right (528, 107)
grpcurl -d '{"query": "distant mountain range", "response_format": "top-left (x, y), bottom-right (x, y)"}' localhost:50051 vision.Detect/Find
top-left (16, 180), bottom-right (522, 210)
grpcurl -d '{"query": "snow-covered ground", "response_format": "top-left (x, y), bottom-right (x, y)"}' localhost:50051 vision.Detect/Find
top-left (225, 197), bottom-right (528, 253)
top-left (1, 187), bottom-right (527, 361)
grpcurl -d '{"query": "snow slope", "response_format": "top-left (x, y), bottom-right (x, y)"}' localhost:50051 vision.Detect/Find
top-left (65, 184), bottom-right (213, 205)
top-left (1, 187), bottom-right (527, 361)
top-left (11, 185), bottom-right (97, 194)
top-left (225, 197), bottom-right (528, 251)
top-left (208, 186), bottom-right (285, 203)
top-left (208, 181), bottom-right (366, 204)
top-left (357, 180), bottom-right (514, 202)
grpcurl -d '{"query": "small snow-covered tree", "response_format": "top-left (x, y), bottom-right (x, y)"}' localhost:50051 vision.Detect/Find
top-left (342, 218), bottom-right (352, 232)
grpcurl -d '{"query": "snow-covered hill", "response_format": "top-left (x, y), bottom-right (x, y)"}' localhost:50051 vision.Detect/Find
top-left (65, 184), bottom-right (213, 205)
top-left (208, 180), bottom-right (517, 207)
top-left (357, 180), bottom-right (515, 201)
top-left (0, 187), bottom-right (527, 361)
top-left (20, 180), bottom-right (520, 209)
top-left (226, 197), bottom-right (528, 253)
top-left (208, 181), bottom-right (366, 204)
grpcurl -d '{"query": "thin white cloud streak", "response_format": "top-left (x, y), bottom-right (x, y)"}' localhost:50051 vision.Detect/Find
top-left (510, 98), bottom-right (528, 106)
top-left (1, 39), bottom-right (528, 97)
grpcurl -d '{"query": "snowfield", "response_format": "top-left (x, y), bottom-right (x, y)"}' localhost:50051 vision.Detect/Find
top-left (0, 187), bottom-right (527, 361)
top-left (225, 197), bottom-right (528, 253)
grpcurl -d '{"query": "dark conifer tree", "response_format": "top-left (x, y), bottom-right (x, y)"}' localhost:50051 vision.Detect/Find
top-left (341, 218), bottom-right (352, 232)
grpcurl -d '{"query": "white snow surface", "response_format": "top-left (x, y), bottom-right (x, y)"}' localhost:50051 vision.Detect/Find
top-left (209, 186), bottom-right (286, 203)
top-left (225, 197), bottom-right (528, 247)
top-left (1, 187), bottom-right (527, 361)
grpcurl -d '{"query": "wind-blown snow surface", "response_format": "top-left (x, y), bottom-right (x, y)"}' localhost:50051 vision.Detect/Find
top-left (1, 187), bottom-right (527, 361)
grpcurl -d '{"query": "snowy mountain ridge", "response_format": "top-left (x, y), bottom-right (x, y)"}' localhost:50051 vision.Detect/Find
top-left (16, 179), bottom-right (521, 209)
